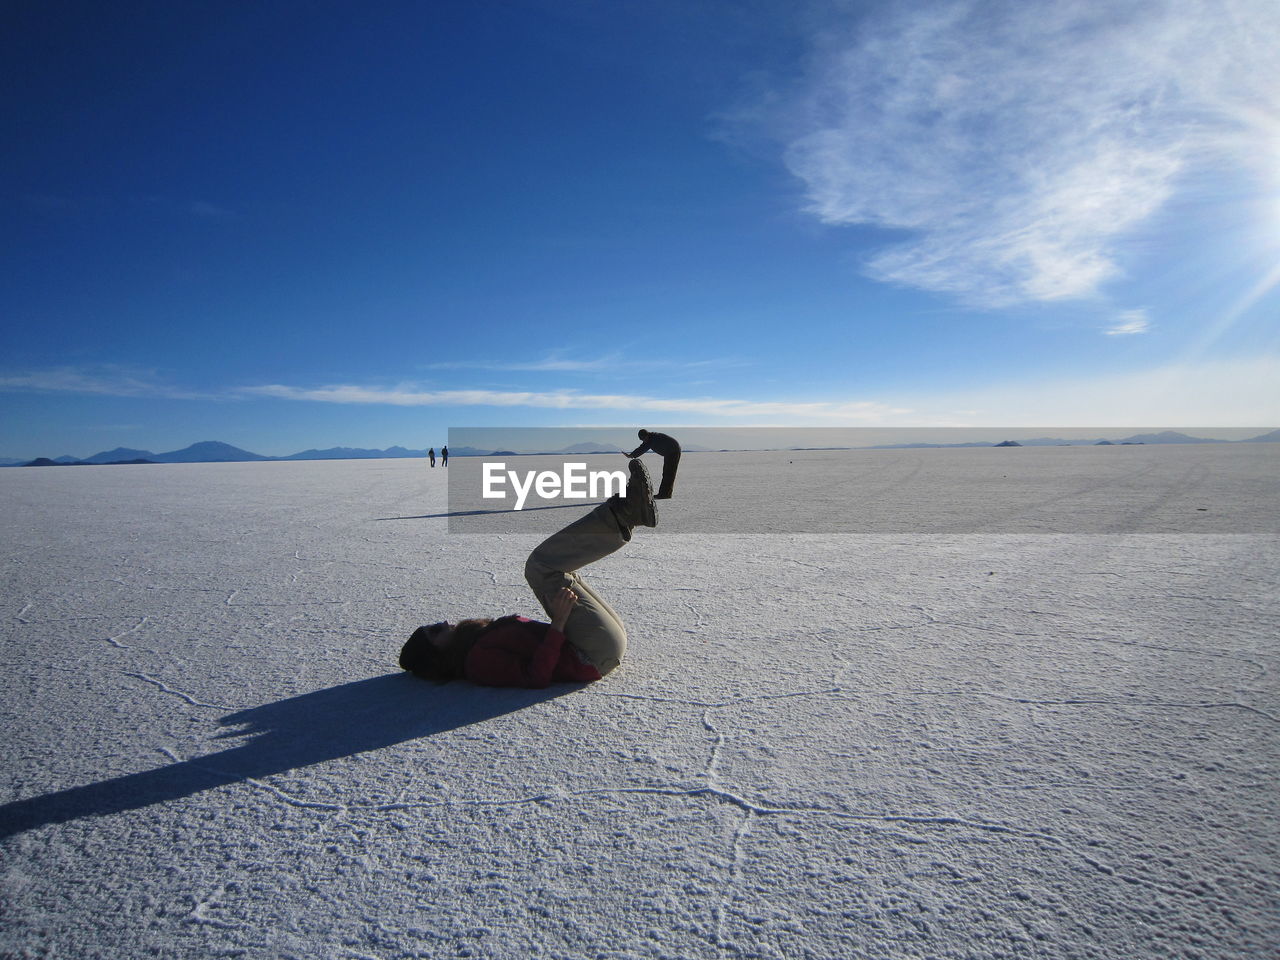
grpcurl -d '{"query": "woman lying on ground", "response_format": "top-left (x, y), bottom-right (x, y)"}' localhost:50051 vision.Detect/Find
top-left (399, 459), bottom-right (657, 688)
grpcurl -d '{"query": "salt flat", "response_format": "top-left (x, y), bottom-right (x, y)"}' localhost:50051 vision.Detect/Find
top-left (447, 443), bottom-right (1280, 533)
top-left (1, 450), bottom-right (1277, 959)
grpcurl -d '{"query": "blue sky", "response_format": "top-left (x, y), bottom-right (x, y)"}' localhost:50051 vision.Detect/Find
top-left (3, 0), bottom-right (1278, 458)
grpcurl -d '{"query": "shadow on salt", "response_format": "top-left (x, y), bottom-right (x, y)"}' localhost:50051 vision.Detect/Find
top-left (0, 674), bottom-right (578, 838)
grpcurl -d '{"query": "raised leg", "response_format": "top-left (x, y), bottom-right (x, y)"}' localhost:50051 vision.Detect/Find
top-left (524, 502), bottom-right (629, 674)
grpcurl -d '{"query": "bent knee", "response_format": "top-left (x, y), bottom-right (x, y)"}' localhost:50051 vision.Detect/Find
top-left (524, 552), bottom-right (555, 587)
top-left (588, 630), bottom-right (626, 677)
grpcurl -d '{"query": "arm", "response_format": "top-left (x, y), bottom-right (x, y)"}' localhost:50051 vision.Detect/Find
top-left (467, 625), bottom-right (566, 688)
top-left (520, 587), bottom-right (578, 684)
top-left (625, 439), bottom-right (651, 458)
top-left (466, 591), bottom-right (579, 688)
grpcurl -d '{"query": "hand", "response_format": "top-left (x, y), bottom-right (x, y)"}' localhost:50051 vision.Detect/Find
top-left (549, 587), bottom-right (578, 630)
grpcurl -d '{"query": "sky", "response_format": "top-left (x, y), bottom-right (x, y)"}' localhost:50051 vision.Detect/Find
top-left (3, 0), bottom-right (1279, 459)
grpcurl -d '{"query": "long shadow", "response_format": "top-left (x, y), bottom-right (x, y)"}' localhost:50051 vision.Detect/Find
top-left (0, 673), bottom-right (578, 838)
top-left (376, 501), bottom-right (602, 521)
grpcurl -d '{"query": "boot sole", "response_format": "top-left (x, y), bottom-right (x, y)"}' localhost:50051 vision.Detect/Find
top-left (628, 459), bottom-right (658, 527)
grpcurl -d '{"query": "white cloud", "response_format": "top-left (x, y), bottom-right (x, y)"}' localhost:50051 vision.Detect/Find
top-left (1105, 309), bottom-right (1151, 336)
top-left (422, 354), bottom-right (621, 373)
top-left (0, 366), bottom-right (211, 400)
top-left (421, 353), bottom-right (749, 374)
top-left (10, 356), bottom-right (1274, 429)
top-left (773, 0), bottom-right (1280, 306)
top-left (242, 354), bottom-right (1280, 425)
top-left (239, 382), bottom-right (912, 422)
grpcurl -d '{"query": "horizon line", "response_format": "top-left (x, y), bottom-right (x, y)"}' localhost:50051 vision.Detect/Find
top-left (5, 428), bottom-right (1278, 465)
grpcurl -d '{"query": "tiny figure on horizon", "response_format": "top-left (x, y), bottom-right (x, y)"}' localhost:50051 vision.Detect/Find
top-left (428, 447), bottom-right (436, 467)
top-left (624, 429), bottom-right (680, 500)
top-left (441, 445), bottom-right (448, 467)
top-left (399, 459), bottom-right (658, 687)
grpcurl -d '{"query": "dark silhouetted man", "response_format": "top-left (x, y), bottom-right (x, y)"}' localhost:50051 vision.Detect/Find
top-left (625, 429), bottom-right (680, 500)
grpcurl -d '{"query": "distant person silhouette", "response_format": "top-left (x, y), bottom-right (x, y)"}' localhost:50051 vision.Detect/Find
top-left (441, 445), bottom-right (448, 467)
top-left (625, 429), bottom-right (680, 499)
top-left (428, 447), bottom-right (436, 467)
top-left (400, 459), bottom-right (657, 686)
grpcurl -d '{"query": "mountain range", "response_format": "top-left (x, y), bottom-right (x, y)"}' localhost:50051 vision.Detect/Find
top-left (4, 430), bottom-right (1278, 467)
top-left (3, 440), bottom-right (429, 467)
top-left (866, 430), bottom-right (1280, 449)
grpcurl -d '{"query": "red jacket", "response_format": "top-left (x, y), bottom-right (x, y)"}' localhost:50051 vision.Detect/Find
top-left (463, 616), bottom-right (602, 688)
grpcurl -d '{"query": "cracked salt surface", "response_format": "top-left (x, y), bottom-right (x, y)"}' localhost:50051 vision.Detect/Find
top-left (1, 451), bottom-right (1277, 959)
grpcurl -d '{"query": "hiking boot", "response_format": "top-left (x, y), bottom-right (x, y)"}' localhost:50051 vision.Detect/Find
top-left (609, 458), bottom-right (657, 528)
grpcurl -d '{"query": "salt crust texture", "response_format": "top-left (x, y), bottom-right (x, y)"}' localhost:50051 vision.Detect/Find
top-left (1, 450), bottom-right (1276, 959)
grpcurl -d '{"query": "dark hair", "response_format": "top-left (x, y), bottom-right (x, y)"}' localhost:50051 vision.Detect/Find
top-left (399, 618), bottom-right (492, 682)
top-left (638, 428), bottom-right (649, 439)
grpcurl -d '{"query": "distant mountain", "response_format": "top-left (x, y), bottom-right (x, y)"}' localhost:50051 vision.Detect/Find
top-left (1244, 429), bottom-right (1280, 442)
top-left (1118, 431), bottom-right (1224, 445)
top-left (284, 446), bottom-right (428, 461)
top-left (1018, 437), bottom-right (1102, 446)
top-left (155, 441), bottom-right (271, 463)
top-left (869, 431), bottom-right (1255, 449)
top-left (18, 456), bottom-right (88, 466)
top-left (9, 441), bottom-right (492, 464)
top-left (83, 447), bottom-right (158, 464)
top-left (9, 429), bottom-right (1277, 467)
top-left (285, 447), bottom-right (376, 461)
top-left (869, 441), bottom-right (995, 449)
top-left (559, 441), bottom-right (623, 454)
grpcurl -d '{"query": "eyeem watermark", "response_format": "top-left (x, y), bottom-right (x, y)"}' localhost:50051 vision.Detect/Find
top-left (448, 426), bottom-right (1275, 535)
top-left (482, 462), bottom-right (627, 510)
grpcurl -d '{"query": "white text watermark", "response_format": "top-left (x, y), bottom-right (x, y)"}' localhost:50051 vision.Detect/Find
top-left (481, 462), bottom-right (627, 510)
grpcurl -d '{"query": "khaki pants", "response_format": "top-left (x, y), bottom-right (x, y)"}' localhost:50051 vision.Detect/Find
top-left (524, 502), bottom-right (629, 675)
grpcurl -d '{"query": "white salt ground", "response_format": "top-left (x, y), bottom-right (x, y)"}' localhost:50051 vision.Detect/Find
top-left (1, 450), bottom-right (1277, 959)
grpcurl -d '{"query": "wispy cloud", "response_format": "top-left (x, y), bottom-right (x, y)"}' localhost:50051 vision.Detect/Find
top-left (240, 382), bottom-right (911, 422)
top-left (422, 353), bottom-right (621, 373)
top-left (242, 354), bottom-right (1280, 425)
top-left (1105, 309), bottom-right (1151, 336)
top-left (769, 0), bottom-right (1280, 306)
top-left (421, 352), bottom-right (748, 375)
top-left (0, 366), bottom-right (212, 400)
top-left (6, 358), bottom-right (1272, 427)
